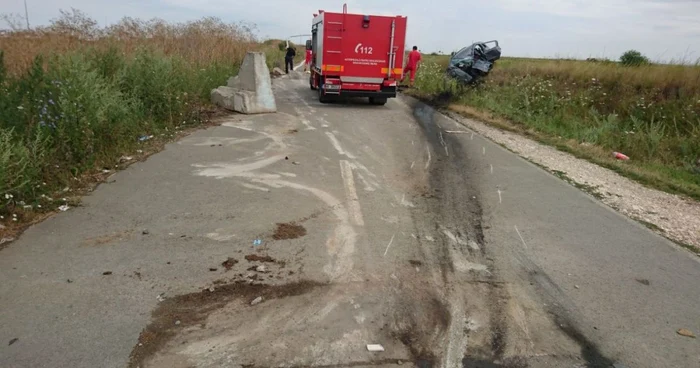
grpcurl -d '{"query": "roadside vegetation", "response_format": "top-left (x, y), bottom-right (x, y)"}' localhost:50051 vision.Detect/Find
top-left (0, 9), bottom-right (298, 228)
top-left (408, 52), bottom-right (700, 200)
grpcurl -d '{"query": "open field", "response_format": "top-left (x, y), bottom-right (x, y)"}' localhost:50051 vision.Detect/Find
top-left (0, 11), bottom-right (301, 227)
top-left (408, 54), bottom-right (700, 200)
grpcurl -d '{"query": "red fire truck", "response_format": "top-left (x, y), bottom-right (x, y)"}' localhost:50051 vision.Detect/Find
top-left (306, 4), bottom-right (408, 105)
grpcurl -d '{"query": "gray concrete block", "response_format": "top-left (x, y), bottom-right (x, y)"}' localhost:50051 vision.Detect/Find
top-left (211, 51), bottom-right (277, 114)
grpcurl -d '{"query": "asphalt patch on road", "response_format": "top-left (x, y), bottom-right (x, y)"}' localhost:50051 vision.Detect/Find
top-left (127, 280), bottom-right (325, 368)
top-left (272, 222), bottom-right (307, 240)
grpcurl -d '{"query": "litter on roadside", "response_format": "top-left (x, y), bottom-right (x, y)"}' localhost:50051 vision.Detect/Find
top-left (613, 152), bottom-right (630, 160)
top-left (366, 344), bottom-right (385, 352)
top-left (139, 135), bottom-right (153, 142)
top-left (251, 296), bottom-right (263, 306)
top-left (676, 328), bottom-right (696, 338)
top-left (253, 239), bottom-right (262, 246)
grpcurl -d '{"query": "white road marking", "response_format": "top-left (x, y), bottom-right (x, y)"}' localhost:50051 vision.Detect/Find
top-left (300, 119), bottom-right (316, 130)
top-left (445, 145), bottom-right (449, 156)
top-left (471, 132), bottom-right (474, 140)
top-left (239, 182), bottom-right (271, 192)
top-left (490, 164), bottom-right (494, 174)
top-left (482, 146), bottom-right (485, 155)
top-left (425, 146), bottom-right (432, 169)
top-left (515, 225), bottom-right (528, 249)
top-left (445, 130), bottom-right (469, 134)
top-left (326, 132), bottom-right (356, 159)
top-left (383, 234), bottom-right (396, 257)
top-left (439, 131), bottom-right (446, 147)
top-left (498, 189), bottom-right (502, 204)
top-left (340, 160), bottom-right (365, 227)
top-left (410, 161), bottom-right (415, 169)
top-left (205, 232), bottom-right (237, 241)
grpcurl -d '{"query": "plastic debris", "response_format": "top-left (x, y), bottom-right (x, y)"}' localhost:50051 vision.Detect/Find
top-left (251, 296), bottom-right (263, 306)
top-left (58, 205), bottom-right (70, 212)
top-left (175, 320), bottom-right (181, 325)
top-left (366, 344), bottom-right (385, 352)
top-left (139, 135), bottom-right (153, 142)
top-left (613, 152), bottom-right (630, 160)
top-left (677, 328), bottom-right (696, 338)
top-left (253, 239), bottom-right (262, 246)
top-left (157, 293), bottom-right (166, 302)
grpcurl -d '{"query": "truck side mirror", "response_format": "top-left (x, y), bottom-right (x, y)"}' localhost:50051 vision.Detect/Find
top-left (305, 40), bottom-right (312, 50)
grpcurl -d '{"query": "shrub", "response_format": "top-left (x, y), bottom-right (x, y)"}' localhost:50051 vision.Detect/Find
top-left (620, 50), bottom-right (650, 66)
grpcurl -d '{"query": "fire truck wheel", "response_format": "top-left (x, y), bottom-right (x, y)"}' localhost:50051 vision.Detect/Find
top-left (369, 97), bottom-right (387, 106)
top-left (318, 84), bottom-right (330, 103)
top-left (309, 75), bottom-right (317, 90)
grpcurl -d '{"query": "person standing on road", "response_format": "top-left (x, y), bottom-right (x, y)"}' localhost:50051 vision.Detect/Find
top-left (285, 45), bottom-right (296, 74)
top-left (401, 46), bottom-right (422, 87)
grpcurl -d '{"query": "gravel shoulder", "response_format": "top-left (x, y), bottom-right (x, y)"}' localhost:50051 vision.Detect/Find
top-left (439, 108), bottom-right (700, 254)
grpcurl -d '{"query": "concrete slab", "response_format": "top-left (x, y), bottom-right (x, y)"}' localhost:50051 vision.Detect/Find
top-left (211, 51), bottom-right (276, 114)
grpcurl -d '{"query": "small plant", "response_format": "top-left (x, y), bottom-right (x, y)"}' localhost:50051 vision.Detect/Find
top-left (620, 50), bottom-right (650, 66)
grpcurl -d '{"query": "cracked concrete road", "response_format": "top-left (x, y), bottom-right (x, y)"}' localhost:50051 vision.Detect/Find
top-left (1, 70), bottom-right (699, 368)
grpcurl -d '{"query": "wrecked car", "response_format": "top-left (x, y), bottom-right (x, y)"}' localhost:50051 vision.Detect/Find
top-left (446, 40), bottom-right (501, 85)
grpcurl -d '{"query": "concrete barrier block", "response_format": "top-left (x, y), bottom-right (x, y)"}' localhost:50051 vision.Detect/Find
top-left (211, 51), bottom-right (277, 114)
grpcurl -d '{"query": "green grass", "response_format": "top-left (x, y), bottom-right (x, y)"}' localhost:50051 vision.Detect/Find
top-left (408, 55), bottom-right (700, 200)
top-left (0, 12), bottom-right (300, 223)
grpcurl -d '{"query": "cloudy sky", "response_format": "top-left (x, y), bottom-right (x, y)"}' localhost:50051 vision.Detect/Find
top-left (2, 0), bottom-right (699, 62)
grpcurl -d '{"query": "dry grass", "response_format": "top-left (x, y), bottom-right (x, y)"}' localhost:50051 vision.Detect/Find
top-left (0, 9), bottom-right (302, 228)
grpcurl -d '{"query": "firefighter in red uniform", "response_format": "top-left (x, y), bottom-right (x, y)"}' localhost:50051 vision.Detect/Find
top-left (304, 48), bottom-right (313, 73)
top-left (401, 46), bottom-right (422, 87)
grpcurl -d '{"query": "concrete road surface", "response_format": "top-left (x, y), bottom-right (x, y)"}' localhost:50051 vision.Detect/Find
top-left (1, 71), bottom-right (699, 368)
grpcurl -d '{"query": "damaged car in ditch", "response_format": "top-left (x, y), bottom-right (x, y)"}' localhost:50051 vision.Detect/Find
top-left (446, 40), bottom-right (501, 85)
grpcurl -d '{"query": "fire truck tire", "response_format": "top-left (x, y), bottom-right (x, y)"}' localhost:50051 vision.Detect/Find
top-left (369, 97), bottom-right (387, 106)
top-left (318, 78), bottom-right (330, 103)
top-left (309, 75), bottom-right (317, 90)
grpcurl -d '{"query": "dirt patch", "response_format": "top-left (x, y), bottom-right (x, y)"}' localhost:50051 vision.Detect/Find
top-left (221, 257), bottom-right (238, 270)
top-left (272, 222), bottom-right (307, 240)
top-left (245, 254), bottom-right (276, 263)
top-left (127, 280), bottom-right (325, 368)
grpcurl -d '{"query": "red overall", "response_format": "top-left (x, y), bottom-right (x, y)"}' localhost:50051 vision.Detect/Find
top-left (404, 50), bottom-right (422, 82)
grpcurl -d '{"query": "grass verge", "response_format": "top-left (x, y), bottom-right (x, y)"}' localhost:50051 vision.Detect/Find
top-left (406, 55), bottom-right (700, 201)
top-left (0, 10), bottom-right (303, 242)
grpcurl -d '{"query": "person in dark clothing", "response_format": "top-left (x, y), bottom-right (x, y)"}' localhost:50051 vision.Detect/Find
top-left (285, 46), bottom-right (296, 74)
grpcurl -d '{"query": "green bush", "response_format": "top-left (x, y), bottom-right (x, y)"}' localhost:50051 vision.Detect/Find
top-left (0, 45), bottom-right (240, 217)
top-left (620, 50), bottom-right (650, 66)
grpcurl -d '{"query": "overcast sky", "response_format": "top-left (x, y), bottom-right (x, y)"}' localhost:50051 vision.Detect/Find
top-left (2, 0), bottom-right (699, 62)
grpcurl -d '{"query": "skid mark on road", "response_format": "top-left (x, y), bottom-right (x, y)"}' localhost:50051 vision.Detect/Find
top-left (340, 160), bottom-right (365, 227)
top-left (444, 297), bottom-right (467, 368)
